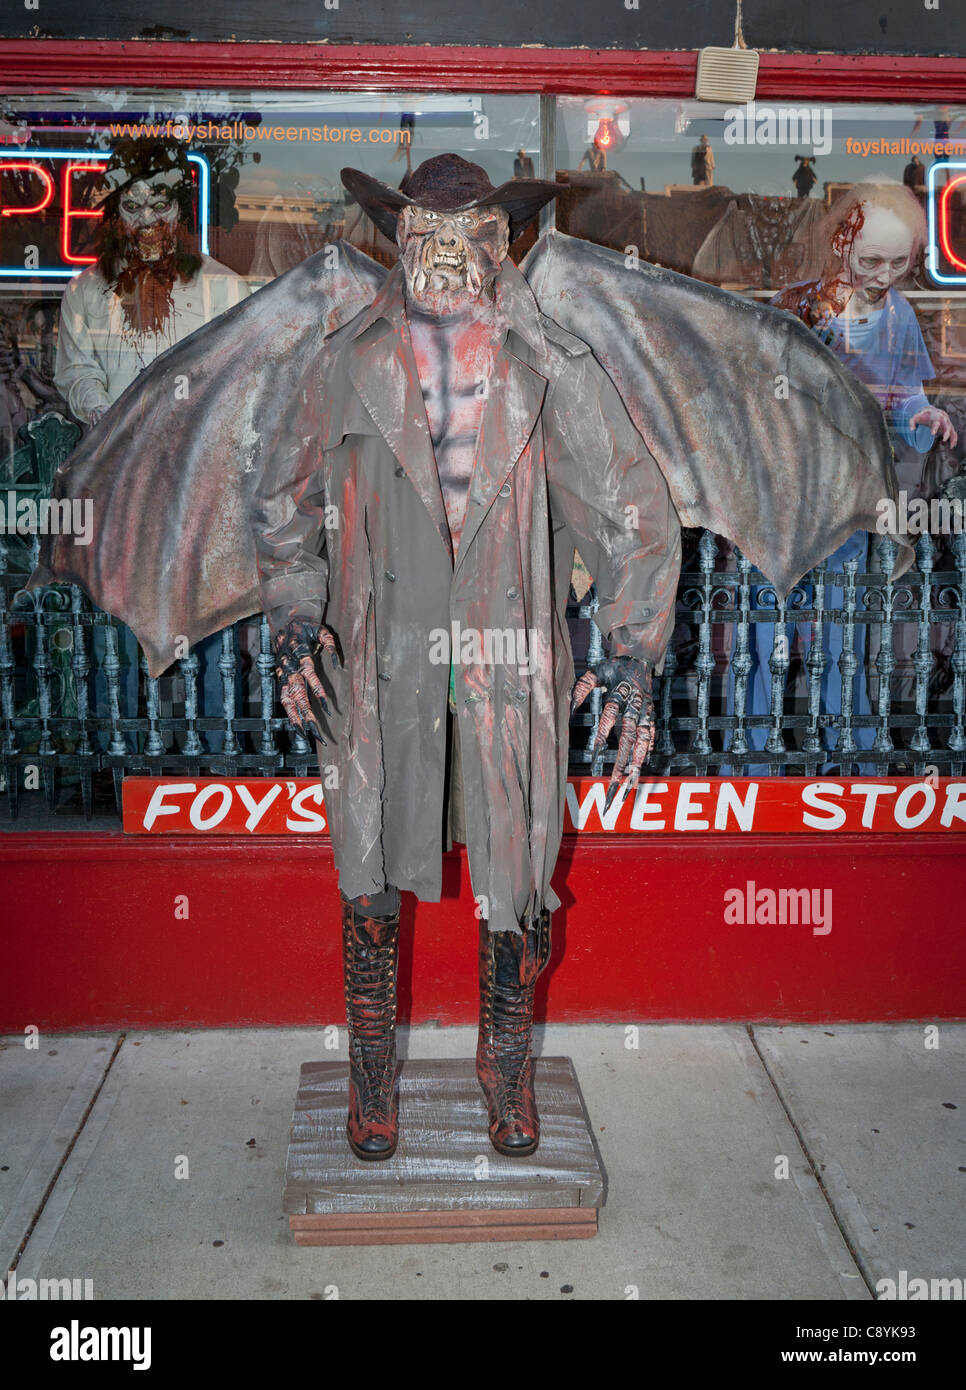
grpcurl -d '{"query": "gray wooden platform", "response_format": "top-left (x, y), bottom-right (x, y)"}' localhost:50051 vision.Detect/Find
top-left (283, 1056), bottom-right (606, 1245)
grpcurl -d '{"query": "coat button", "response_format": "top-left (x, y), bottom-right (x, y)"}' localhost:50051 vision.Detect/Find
top-left (385, 571), bottom-right (396, 582)
top-left (499, 482), bottom-right (512, 497)
top-left (378, 672), bottom-right (391, 682)
top-left (395, 465), bottom-right (405, 477)
top-left (506, 586), bottom-right (520, 600)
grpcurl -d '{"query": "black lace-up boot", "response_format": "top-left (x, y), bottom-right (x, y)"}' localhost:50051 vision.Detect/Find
top-left (476, 909), bottom-right (552, 1157)
top-left (342, 896), bottom-right (401, 1160)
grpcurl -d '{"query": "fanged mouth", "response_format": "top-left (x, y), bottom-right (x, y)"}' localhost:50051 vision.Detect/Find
top-left (411, 242), bottom-right (482, 298)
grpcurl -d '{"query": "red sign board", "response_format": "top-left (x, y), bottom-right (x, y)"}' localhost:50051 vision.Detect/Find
top-left (121, 776), bottom-right (966, 835)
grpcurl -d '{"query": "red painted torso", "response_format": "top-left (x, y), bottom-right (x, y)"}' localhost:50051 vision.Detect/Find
top-left (407, 298), bottom-right (506, 555)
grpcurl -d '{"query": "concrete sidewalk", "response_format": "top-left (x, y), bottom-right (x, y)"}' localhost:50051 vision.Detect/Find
top-left (1, 1024), bottom-right (963, 1300)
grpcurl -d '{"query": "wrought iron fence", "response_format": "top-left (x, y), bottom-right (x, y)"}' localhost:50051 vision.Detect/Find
top-left (2, 522), bottom-right (964, 822)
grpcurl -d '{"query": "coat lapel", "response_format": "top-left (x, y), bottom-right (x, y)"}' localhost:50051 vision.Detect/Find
top-left (454, 335), bottom-right (547, 574)
top-left (346, 271), bottom-right (454, 563)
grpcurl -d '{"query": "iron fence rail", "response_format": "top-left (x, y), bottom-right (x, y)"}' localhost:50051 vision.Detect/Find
top-left (2, 528), bottom-right (964, 821)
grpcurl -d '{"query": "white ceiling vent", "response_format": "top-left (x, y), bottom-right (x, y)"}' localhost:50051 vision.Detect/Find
top-left (694, 47), bottom-right (760, 104)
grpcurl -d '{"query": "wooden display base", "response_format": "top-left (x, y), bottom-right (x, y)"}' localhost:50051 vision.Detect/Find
top-left (283, 1056), bottom-right (605, 1246)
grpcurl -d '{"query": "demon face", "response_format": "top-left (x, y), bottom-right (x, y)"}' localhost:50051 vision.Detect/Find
top-left (117, 176), bottom-right (181, 263)
top-left (397, 204), bottom-right (510, 314)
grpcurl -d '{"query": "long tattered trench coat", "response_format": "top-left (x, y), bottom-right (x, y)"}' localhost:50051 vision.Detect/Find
top-left (253, 258), bottom-right (681, 934)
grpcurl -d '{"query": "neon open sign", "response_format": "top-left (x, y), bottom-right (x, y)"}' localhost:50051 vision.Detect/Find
top-left (927, 161), bottom-right (966, 286)
top-left (0, 149), bottom-right (211, 279)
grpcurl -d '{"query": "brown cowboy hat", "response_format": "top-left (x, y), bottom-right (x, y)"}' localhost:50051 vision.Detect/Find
top-left (341, 153), bottom-right (562, 244)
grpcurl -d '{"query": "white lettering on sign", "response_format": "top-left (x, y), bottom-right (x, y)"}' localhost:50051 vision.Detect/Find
top-left (714, 782), bottom-right (758, 831)
top-left (673, 782), bottom-right (711, 830)
top-left (141, 782), bottom-right (197, 830)
top-left (285, 784), bottom-right (327, 832)
top-left (188, 784), bottom-right (233, 830)
top-left (123, 778), bottom-right (966, 835)
top-left (629, 782), bottom-right (668, 830)
top-left (940, 784), bottom-right (966, 827)
top-left (235, 781), bottom-right (283, 832)
top-left (800, 782), bottom-right (847, 829)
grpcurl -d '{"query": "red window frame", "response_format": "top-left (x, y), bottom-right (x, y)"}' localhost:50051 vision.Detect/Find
top-left (0, 42), bottom-right (964, 102)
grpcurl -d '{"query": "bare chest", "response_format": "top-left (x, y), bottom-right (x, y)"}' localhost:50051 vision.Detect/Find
top-left (408, 312), bottom-right (502, 551)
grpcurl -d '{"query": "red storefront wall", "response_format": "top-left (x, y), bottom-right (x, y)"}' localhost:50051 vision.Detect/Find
top-left (2, 829), bottom-right (963, 1029)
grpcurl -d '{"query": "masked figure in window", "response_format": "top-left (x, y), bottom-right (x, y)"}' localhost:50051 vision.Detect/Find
top-left (33, 155), bottom-right (910, 1161)
top-left (55, 140), bottom-right (249, 747)
top-left (513, 149), bottom-right (536, 180)
top-left (56, 140), bottom-right (249, 423)
top-left (792, 155), bottom-right (818, 200)
top-left (690, 135), bottom-right (715, 188)
top-left (728, 182), bottom-right (956, 774)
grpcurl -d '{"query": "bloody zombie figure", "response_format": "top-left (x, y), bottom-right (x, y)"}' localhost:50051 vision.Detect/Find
top-left (56, 140), bottom-right (248, 426)
top-left (731, 182), bottom-right (957, 774)
top-left (55, 141), bottom-right (249, 744)
top-left (33, 154), bottom-right (911, 1165)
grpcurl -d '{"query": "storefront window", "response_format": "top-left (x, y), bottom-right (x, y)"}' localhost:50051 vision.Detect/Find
top-left (2, 87), bottom-right (965, 813)
top-left (557, 96), bottom-right (966, 772)
top-left (0, 88), bottom-right (539, 458)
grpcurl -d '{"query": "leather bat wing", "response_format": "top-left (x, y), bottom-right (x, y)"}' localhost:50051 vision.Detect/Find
top-left (523, 230), bottom-right (915, 595)
top-left (29, 242), bottom-right (386, 677)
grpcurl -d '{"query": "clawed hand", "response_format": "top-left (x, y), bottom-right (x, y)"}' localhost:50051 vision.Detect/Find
top-left (910, 407), bottom-right (958, 448)
top-left (571, 656), bottom-right (655, 813)
top-left (273, 619), bottom-right (340, 744)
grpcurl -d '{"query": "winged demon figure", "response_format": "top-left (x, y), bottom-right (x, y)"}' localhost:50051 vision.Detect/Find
top-left (30, 155), bottom-right (912, 1160)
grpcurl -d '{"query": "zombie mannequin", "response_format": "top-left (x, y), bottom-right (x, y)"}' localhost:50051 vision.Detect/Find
top-left (33, 155), bottom-right (910, 1172)
top-left (55, 142), bottom-right (249, 745)
top-left (270, 157), bottom-right (664, 1159)
top-left (729, 182), bottom-right (957, 774)
top-left (55, 142), bottom-right (249, 425)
